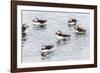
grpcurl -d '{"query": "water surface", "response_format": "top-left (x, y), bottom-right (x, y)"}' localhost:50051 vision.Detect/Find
top-left (21, 10), bottom-right (90, 63)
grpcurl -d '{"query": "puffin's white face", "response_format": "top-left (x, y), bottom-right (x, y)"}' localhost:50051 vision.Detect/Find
top-left (69, 18), bottom-right (73, 21)
top-left (75, 25), bottom-right (78, 29)
top-left (23, 24), bottom-right (28, 27)
top-left (34, 18), bottom-right (38, 21)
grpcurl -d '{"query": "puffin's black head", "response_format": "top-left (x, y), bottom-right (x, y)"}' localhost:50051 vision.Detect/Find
top-left (41, 48), bottom-right (45, 50)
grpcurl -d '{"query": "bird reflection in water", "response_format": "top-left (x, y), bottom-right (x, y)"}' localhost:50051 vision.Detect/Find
top-left (39, 25), bottom-right (46, 30)
top-left (56, 38), bottom-right (71, 46)
top-left (41, 52), bottom-right (54, 60)
top-left (33, 24), bottom-right (47, 30)
top-left (22, 33), bottom-right (27, 47)
top-left (75, 32), bottom-right (86, 38)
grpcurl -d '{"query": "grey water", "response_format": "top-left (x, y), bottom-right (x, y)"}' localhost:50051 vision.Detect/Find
top-left (21, 10), bottom-right (90, 63)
